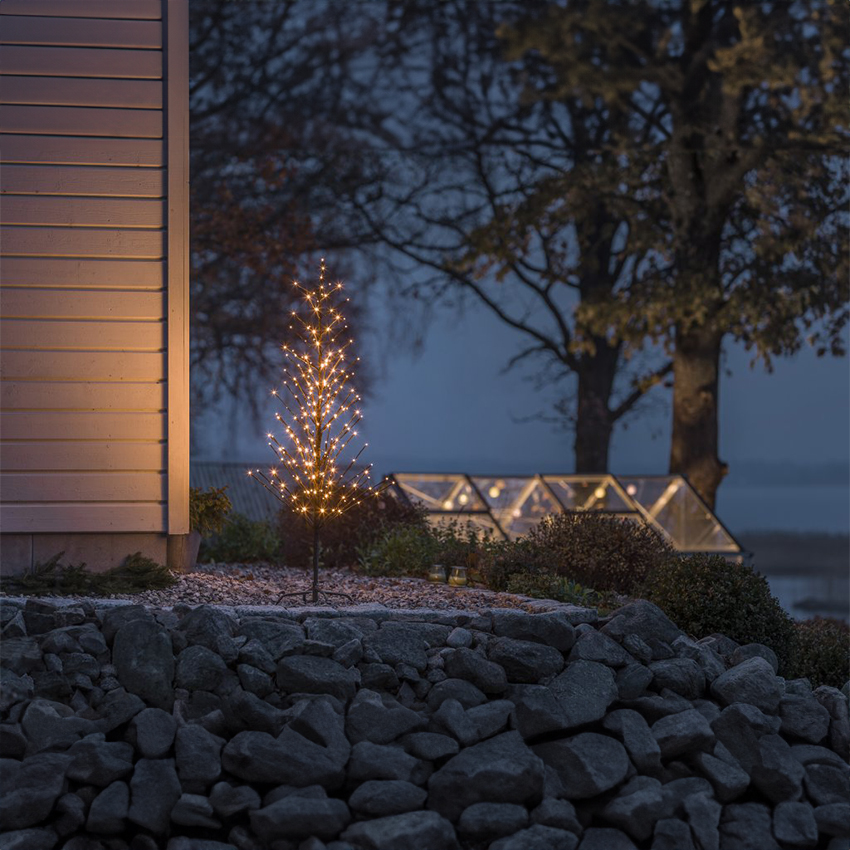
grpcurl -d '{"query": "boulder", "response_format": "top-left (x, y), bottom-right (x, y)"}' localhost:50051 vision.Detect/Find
top-left (275, 655), bottom-right (359, 702)
top-left (348, 779), bottom-right (427, 816)
top-left (601, 601), bottom-right (683, 651)
top-left (710, 657), bottom-right (782, 714)
top-left (101, 605), bottom-right (153, 644)
top-left (719, 802), bottom-right (780, 850)
top-left (222, 687), bottom-right (289, 736)
top-left (602, 709), bottom-right (662, 774)
top-left (176, 606), bottom-right (239, 663)
top-left (86, 780), bottom-right (129, 834)
top-left (750, 734), bottom-right (805, 803)
top-left (730, 643), bottom-right (779, 674)
top-left (21, 698), bottom-right (94, 753)
top-left (128, 758), bottom-right (182, 835)
top-left (491, 824), bottom-right (580, 850)
top-left (489, 609), bottom-right (577, 651)
top-left (170, 793), bottom-right (221, 829)
top-left (779, 695), bottom-right (831, 744)
top-left (601, 776), bottom-right (664, 841)
top-left (488, 636), bottom-right (565, 682)
top-left (549, 661), bottom-right (619, 729)
top-left (175, 724), bottom-right (224, 790)
top-left (426, 678), bottom-right (487, 711)
top-left (683, 793), bottom-right (721, 850)
top-left (250, 796), bottom-right (350, 843)
top-left (532, 798), bottom-right (581, 834)
top-left (533, 732), bottom-right (629, 799)
top-left (127, 707), bottom-right (176, 758)
top-left (347, 741), bottom-right (429, 785)
top-left (209, 782), bottom-right (261, 819)
top-left (0, 752), bottom-right (72, 830)
top-left (66, 735), bottom-right (134, 786)
top-left (651, 819), bottom-right (696, 850)
top-left (814, 802), bottom-right (850, 836)
top-left (466, 699), bottom-right (513, 741)
top-left (772, 801), bottom-right (818, 849)
top-left (616, 664), bottom-right (655, 700)
top-left (401, 731), bottom-right (459, 761)
top-left (457, 801), bottom-right (528, 843)
top-left (362, 626), bottom-right (429, 672)
top-left (443, 648), bottom-right (507, 694)
top-left (649, 659), bottom-right (706, 700)
top-left (814, 686), bottom-right (850, 760)
top-left (569, 629), bottom-right (634, 668)
top-left (652, 709), bottom-right (715, 760)
top-left (175, 646), bottom-right (227, 692)
top-left (112, 620), bottom-right (175, 711)
top-left (576, 827), bottom-right (637, 850)
top-left (341, 810), bottom-right (460, 850)
top-left (430, 698), bottom-right (479, 747)
top-left (690, 750), bottom-right (750, 802)
top-left (345, 689), bottom-right (426, 745)
top-left (0, 829), bottom-right (58, 850)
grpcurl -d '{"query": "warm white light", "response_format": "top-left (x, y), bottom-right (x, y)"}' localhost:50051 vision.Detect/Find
top-left (488, 486), bottom-right (501, 499)
top-left (594, 486), bottom-right (606, 499)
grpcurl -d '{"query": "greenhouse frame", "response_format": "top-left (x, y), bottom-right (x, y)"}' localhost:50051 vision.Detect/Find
top-left (389, 473), bottom-right (742, 556)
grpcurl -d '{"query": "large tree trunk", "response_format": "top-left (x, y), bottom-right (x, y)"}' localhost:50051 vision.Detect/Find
top-left (669, 324), bottom-right (728, 509)
top-left (574, 340), bottom-right (619, 473)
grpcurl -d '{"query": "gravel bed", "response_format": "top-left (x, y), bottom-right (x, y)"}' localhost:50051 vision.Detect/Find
top-left (3, 561), bottom-right (539, 612)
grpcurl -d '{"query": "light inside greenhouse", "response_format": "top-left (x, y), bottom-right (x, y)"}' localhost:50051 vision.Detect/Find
top-left (389, 473), bottom-right (741, 554)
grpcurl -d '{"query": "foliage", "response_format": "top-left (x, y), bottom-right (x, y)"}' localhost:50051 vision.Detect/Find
top-left (525, 512), bottom-right (675, 595)
top-left (643, 554), bottom-right (797, 673)
top-left (199, 513), bottom-right (281, 564)
top-left (505, 571), bottom-right (599, 607)
top-left (475, 538), bottom-right (549, 592)
top-left (0, 552), bottom-right (176, 597)
top-left (357, 525), bottom-right (438, 578)
top-left (189, 486), bottom-right (232, 537)
top-left (787, 617), bottom-right (850, 691)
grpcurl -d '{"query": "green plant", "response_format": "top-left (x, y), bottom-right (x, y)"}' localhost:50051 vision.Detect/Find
top-left (190, 486), bottom-right (232, 537)
top-left (356, 524), bottom-right (438, 577)
top-left (506, 571), bottom-right (599, 606)
top-left (643, 553), bottom-right (797, 672)
top-left (475, 538), bottom-right (547, 591)
top-left (200, 513), bottom-right (280, 563)
top-left (787, 617), bottom-right (850, 690)
top-left (525, 511), bottom-right (676, 594)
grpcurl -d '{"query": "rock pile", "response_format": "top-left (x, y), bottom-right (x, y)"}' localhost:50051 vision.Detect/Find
top-left (0, 596), bottom-right (848, 850)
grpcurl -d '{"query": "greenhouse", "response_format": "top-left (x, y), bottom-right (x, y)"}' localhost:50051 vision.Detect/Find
top-left (389, 473), bottom-right (742, 556)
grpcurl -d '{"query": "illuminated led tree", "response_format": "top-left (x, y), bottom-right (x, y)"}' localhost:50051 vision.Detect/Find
top-left (249, 259), bottom-right (383, 604)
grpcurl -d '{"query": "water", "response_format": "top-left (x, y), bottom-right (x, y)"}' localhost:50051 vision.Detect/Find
top-left (763, 573), bottom-right (850, 623)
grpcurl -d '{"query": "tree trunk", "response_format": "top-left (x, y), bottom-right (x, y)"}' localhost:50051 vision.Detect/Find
top-left (669, 325), bottom-right (728, 509)
top-left (574, 342), bottom-right (619, 473)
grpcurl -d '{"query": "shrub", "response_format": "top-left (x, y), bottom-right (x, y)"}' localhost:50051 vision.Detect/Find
top-left (505, 571), bottom-right (599, 606)
top-left (190, 486), bottom-right (232, 536)
top-left (643, 553), bottom-right (797, 672)
top-left (525, 512), bottom-right (676, 594)
top-left (788, 617), bottom-right (850, 690)
top-left (278, 492), bottom-right (426, 570)
top-left (476, 538), bottom-right (548, 591)
top-left (357, 525), bottom-right (438, 577)
top-left (200, 513), bottom-right (281, 563)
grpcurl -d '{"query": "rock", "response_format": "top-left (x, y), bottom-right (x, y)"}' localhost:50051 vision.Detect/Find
top-left (250, 795), bottom-right (351, 842)
top-left (175, 646), bottom-right (227, 692)
top-left (601, 601), bottom-right (683, 652)
top-left (576, 827), bottom-right (637, 850)
top-left (548, 661), bottom-right (619, 729)
top-left (0, 637), bottom-right (43, 676)
top-left (651, 819), bottom-right (696, 850)
top-left (209, 782), bottom-right (261, 819)
top-left (622, 689), bottom-right (695, 723)
top-left (332, 639), bottom-right (363, 668)
top-left (358, 662), bottom-right (399, 692)
top-left (603, 709), bottom-right (662, 774)
top-left (456, 801), bottom-right (528, 842)
top-left (166, 839), bottom-right (238, 850)
top-left (347, 741), bottom-right (429, 785)
top-left (672, 636), bottom-right (726, 683)
top-left (223, 700), bottom-right (349, 789)
top-left (101, 605), bottom-right (153, 644)
top-left (170, 793), bottom-right (221, 828)
top-left (447, 627), bottom-right (473, 648)
top-left (507, 684), bottom-right (570, 739)
top-left (55, 791), bottom-right (86, 836)
top-left (652, 709), bottom-right (715, 759)
top-left (21, 698), bottom-right (94, 753)
top-left (341, 810), bottom-right (459, 850)
top-left (239, 617), bottom-right (304, 659)
top-left (814, 686), bottom-right (850, 760)
top-left (428, 731), bottom-right (545, 821)
top-left (112, 620), bottom-right (175, 711)
top-left (443, 648), bottom-right (507, 694)
top-left (348, 779), bottom-right (427, 816)
top-left (305, 617), bottom-right (365, 647)
top-left (87, 780), bottom-right (129, 833)
top-left (489, 609), bottom-right (577, 652)
top-left (431, 698), bottom-right (478, 746)
top-left (0, 724), bottom-right (26, 759)
top-left (237, 639), bottom-right (277, 675)
top-left (127, 708), bottom-right (177, 758)
top-left (719, 802), bottom-right (780, 850)
top-left (601, 776), bottom-right (664, 841)
top-left (711, 703), bottom-right (777, 775)
top-left (533, 732), bottom-right (629, 799)
top-left (127, 758), bottom-right (182, 835)
top-left (177, 606), bottom-right (239, 663)
top-left (649, 658), bottom-right (705, 700)
top-left (0, 752), bottom-right (72, 829)
top-left (276, 656), bottom-right (359, 702)
top-left (467, 699), bottom-right (513, 741)
top-left (66, 736), bottom-right (134, 786)
top-left (690, 750), bottom-right (750, 802)
top-left (175, 724), bottom-right (223, 790)
top-left (683, 793), bottom-right (720, 850)
top-left (401, 731), bottom-right (459, 761)
top-left (488, 636), bottom-right (564, 682)
top-left (222, 687), bottom-right (288, 736)
top-left (94, 688), bottom-right (145, 734)
top-left (491, 824), bottom-right (580, 850)
top-left (657, 777), bottom-right (714, 819)
top-left (569, 629), bottom-right (633, 667)
top-left (616, 664), bottom-right (654, 700)
top-left (751, 734), bottom-right (805, 803)
top-left (772, 801), bottom-right (818, 848)
top-left (730, 643), bottom-right (779, 674)
top-left (426, 678), bottom-right (487, 711)
top-left (531, 798), bottom-right (581, 834)
top-left (0, 669), bottom-right (34, 714)
top-left (814, 803), bottom-right (850, 836)
top-left (0, 828), bottom-right (58, 850)
top-left (345, 689), bottom-right (425, 745)
top-left (362, 626), bottom-right (429, 672)
top-left (779, 695), bottom-right (831, 744)
top-left (710, 657), bottom-right (782, 713)
top-left (804, 763), bottom-right (850, 805)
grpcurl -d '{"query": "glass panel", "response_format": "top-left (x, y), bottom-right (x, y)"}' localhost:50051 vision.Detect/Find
top-left (544, 475), bottom-right (633, 512)
top-left (393, 473), bottom-right (486, 511)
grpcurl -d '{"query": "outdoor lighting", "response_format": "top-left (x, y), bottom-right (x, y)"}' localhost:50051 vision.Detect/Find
top-left (458, 493), bottom-right (469, 505)
top-left (448, 566), bottom-right (468, 587)
top-left (489, 485), bottom-right (501, 498)
top-left (594, 486), bottom-right (607, 499)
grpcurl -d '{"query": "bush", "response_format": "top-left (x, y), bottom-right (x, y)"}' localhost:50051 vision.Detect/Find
top-left (190, 486), bottom-right (232, 536)
top-left (788, 617), bottom-right (850, 690)
top-left (200, 513), bottom-right (280, 563)
top-left (525, 512), bottom-right (675, 594)
top-left (505, 571), bottom-right (599, 606)
top-left (357, 525), bottom-right (438, 577)
top-left (476, 538), bottom-right (549, 592)
top-left (278, 492), bottom-right (427, 571)
top-left (643, 553), bottom-right (797, 672)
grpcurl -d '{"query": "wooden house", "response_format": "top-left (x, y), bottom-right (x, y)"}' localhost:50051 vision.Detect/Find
top-left (0, 0), bottom-right (190, 573)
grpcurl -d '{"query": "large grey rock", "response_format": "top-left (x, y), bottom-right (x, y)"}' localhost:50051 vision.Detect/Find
top-left (651, 819), bottom-right (696, 850)
top-left (0, 637), bottom-right (42, 676)
top-left (175, 724), bottom-right (224, 790)
top-left (428, 731), bottom-right (545, 821)
top-left (814, 802), bottom-right (850, 836)
top-left (209, 782), bottom-right (261, 818)
top-left (711, 703), bottom-right (778, 775)
top-left (577, 827), bottom-right (637, 850)
top-left (128, 758), bottom-right (182, 835)
top-left (101, 605), bottom-right (153, 644)
top-left (601, 776), bottom-right (664, 841)
top-left (431, 698), bottom-right (478, 746)
top-left (719, 802), bottom-right (780, 850)
top-left (93, 687), bottom-right (145, 734)
top-left (549, 661), bottom-right (619, 729)
top-left (239, 619), bottom-right (304, 661)
top-left (54, 790), bottom-right (85, 836)
top-left (779, 695), bottom-right (831, 744)
top-left (772, 801), bottom-right (817, 848)
top-left (492, 824), bottom-right (580, 850)
top-left (426, 678), bottom-right (487, 710)
top-left (690, 750), bottom-right (750, 802)
top-left (649, 658), bottom-right (705, 700)
top-left (401, 731), bottom-right (459, 761)
top-left (237, 638), bottom-right (277, 675)
top-left (345, 689), bottom-right (426, 744)
top-left (127, 707), bottom-right (177, 758)
top-left (165, 839), bottom-right (237, 850)
top-left (0, 669), bottom-right (34, 714)
top-left (443, 648), bottom-right (507, 694)
top-left (235, 662), bottom-right (273, 697)
top-left (0, 752), bottom-right (71, 829)
top-left (176, 606), bottom-right (239, 663)
top-left (658, 777), bottom-right (714, 819)
top-left (467, 699), bottom-right (513, 741)
top-left (359, 662), bottom-right (400, 692)
top-left (730, 643), bottom-right (779, 674)
top-left (489, 609), bottom-right (577, 651)
top-left (112, 620), bottom-right (174, 710)
top-left (507, 684), bottom-right (568, 739)
top-left (804, 762), bottom-right (850, 805)
top-left (601, 601), bottom-right (683, 652)
top-left (222, 687), bottom-right (289, 736)
top-left (457, 801), bottom-right (528, 842)
top-left (223, 699), bottom-right (349, 789)
top-left (751, 734), bottom-right (805, 803)
top-left (305, 617), bottom-right (366, 647)
top-left (170, 793), bottom-right (221, 828)
top-left (710, 657), bottom-right (782, 713)
top-left (533, 732), bottom-right (629, 799)
top-left (348, 779), bottom-right (426, 816)
top-left (603, 709), bottom-right (662, 774)
top-left (276, 655), bottom-right (359, 702)
top-left (814, 686), bottom-right (850, 760)
top-left (569, 629), bottom-right (633, 667)
top-left (616, 664), bottom-right (655, 700)
top-left (683, 793), bottom-right (720, 850)
top-left (488, 636), bottom-right (564, 682)
top-left (347, 741), bottom-right (429, 785)
top-left (342, 810), bottom-right (459, 850)
top-left (66, 735), bottom-right (134, 786)
top-left (86, 780), bottom-right (129, 834)
top-left (175, 645), bottom-right (227, 692)
top-left (21, 698), bottom-right (94, 752)
top-left (652, 708), bottom-right (715, 759)
top-left (250, 796), bottom-right (350, 842)
top-left (672, 635), bottom-right (727, 683)
top-left (362, 625), bottom-right (429, 672)
top-left (0, 828), bottom-right (58, 850)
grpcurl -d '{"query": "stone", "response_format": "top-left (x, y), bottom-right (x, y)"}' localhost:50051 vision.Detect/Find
top-left (533, 732), bottom-right (629, 799)
top-left (276, 656), bottom-right (359, 702)
top-left (239, 617), bottom-right (304, 659)
top-left (690, 750), bottom-right (750, 802)
top-left (345, 689), bottom-right (425, 745)
top-left (649, 658), bottom-right (705, 700)
top-left (21, 698), bottom-right (94, 752)
top-left (223, 688), bottom-right (289, 736)
top-left (548, 661), bottom-right (619, 729)
top-left (624, 633), bottom-right (654, 664)
top-left (779, 695), bottom-right (831, 744)
top-left (426, 678), bottom-right (487, 710)
top-left (237, 639), bottom-right (277, 675)
top-left (443, 648), bottom-right (507, 694)
top-left (814, 803), bottom-right (850, 836)
top-left (127, 708), bottom-right (177, 758)
top-left (456, 801), bottom-right (528, 842)
top-left (601, 776), bottom-right (664, 841)
top-left (431, 698), bottom-right (478, 746)
top-left (128, 758), bottom-right (182, 835)
top-left (0, 752), bottom-right (72, 829)
top-left (304, 617), bottom-right (365, 647)
top-left (358, 662), bottom-right (399, 692)
top-left (348, 779), bottom-right (427, 816)
top-left (175, 724), bottom-right (223, 790)
top-left (177, 606), bottom-right (239, 663)
top-left (263, 784), bottom-right (327, 807)
top-left (401, 731), bottom-right (459, 761)
top-left (569, 629), bottom-right (634, 667)
top-left (672, 636), bottom-right (726, 683)
top-left (0, 724), bottom-right (26, 759)
top-left (730, 643), bottom-right (779, 674)
top-left (772, 801), bottom-right (818, 848)
top-left (719, 803), bottom-right (780, 850)
top-left (0, 637), bottom-right (42, 675)
top-left (223, 700), bottom-right (350, 789)
top-left (55, 791), bottom-right (86, 836)
top-left (87, 780), bottom-right (129, 834)
top-left (0, 828), bottom-right (58, 850)
top-left (601, 601), bottom-right (683, 651)
top-left (362, 626), bottom-right (429, 672)
top-left (488, 636), bottom-right (564, 682)
top-left (751, 734), bottom-right (805, 803)
top-left (66, 736), bottom-right (135, 786)
top-left (804, 763), bottom-right (850, 805)
top-left (171, 793), bottom-right (221, 828)
top-left (711, 703), bottom-right (777, 775)
top-left (94, 688), bottom-right (146, 734)
top-left (531, 798), bottom-right (581, 834)
top-left (467, 699), bottom-right (513, 741)
top-left (489, 609), bottom-right (576, 651)
top-left (683, 793), bottom-right (721, 850)
top-left (0, 669), bottom-right (34, 714)
top-left (112, 620), bottom-right (175, 711)
top-left (428, 731), bottom-right (545, 821)
top-left (250, 796), bottom-right (351, 843)
top-left (814, 686), bottom-right (850, 760)
top-left (101, 605), bottom-right (153, 644)
top-left (175, 646), bottom-right (227, 692)
top-left (616, 664), bottom-right (655, 700)
top-left (490, 824), bottom-right (579, 850)
top-left (657, 777), bottom-right (714, 819)
top-left (576, 827), bottom-right (637, 850)
top-left (621, 689), bottom-right (695, 723)
top-left (603, 709), bottom-right (662, 774)
top-left (710, 657), bottom-right (782, 713)
top-left (651, 819), bottom-right (696, 850)
top-left (166, 839), bottom-right (238, 850)
top-left (652, 708), bottom-right (715, 759)
top-left (446, 627), bottom-right (473, 648)
top-left (332, 639), bottom-right (363, 668)
top-left (342, 810), bottom-right (459, 850)
top-left (347, 741), bottom-right (429, 785)
top-left (209, 782), bottom-right (261, 818)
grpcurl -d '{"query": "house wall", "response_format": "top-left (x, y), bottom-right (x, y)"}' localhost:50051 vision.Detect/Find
top-left (0, 0), bottom-right (189, 573)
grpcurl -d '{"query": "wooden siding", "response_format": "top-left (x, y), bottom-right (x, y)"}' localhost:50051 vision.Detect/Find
top-left (0, 0), bottom-right (183, 536)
